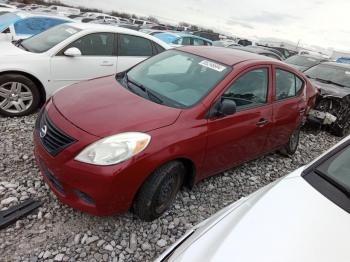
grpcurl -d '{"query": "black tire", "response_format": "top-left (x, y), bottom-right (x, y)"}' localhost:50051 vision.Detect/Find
top-left (0, 74), bottom-right (41, 117)
top-left (133, 161), bottom-right (185, 221)
top-left (279, 127), bottom-right (300, 157)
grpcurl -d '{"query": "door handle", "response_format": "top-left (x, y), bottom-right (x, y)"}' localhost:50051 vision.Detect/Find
top-left (256, 118), bottom-right (269, 127)
top-left (100, 61), bottom-right (114, 66)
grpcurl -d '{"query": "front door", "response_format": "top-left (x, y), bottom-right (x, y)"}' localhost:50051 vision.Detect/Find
top-left (203, 66), bottom-right (273, 177)
top-left (50, 32), bottom-right (117, 90)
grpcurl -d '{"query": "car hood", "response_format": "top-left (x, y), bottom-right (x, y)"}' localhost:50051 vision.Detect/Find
top-left (310, 79), bottom-right (350, 98)
top-left (53, 76), bottom-right (182, 137)
top-left (169, 170), bottom-right (350, 262)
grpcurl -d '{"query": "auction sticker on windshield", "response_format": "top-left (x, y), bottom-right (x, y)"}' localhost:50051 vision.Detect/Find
top-left (199, 60), bottom-right (227, 72)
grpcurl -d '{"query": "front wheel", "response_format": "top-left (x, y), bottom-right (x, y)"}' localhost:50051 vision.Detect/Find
top-left (0, 74), bottom-right (40, 117)
top-left (133, 161), bottom-right (185, 221)
top-left (279, 127), bottom-right (300, 157)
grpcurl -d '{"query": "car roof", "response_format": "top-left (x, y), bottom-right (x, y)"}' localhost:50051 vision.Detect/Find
top-left (177, 46), bottom-right (278, 66)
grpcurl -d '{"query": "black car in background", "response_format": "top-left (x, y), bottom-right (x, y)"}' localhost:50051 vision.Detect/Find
top-left (229, 45), bottom-right (283, 60)
top-left (285, 55), bottom-right (328, 72)
top-left (305, 62), bottom-right (350, 136)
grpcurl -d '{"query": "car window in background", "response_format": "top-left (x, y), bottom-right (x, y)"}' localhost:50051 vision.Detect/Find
top-left (193, 38), bottom-right (204, 46)
top-left (304, 64), bottom-right (350, 88)
top-left (153, 42), bottom-right (165, 54)
top-left (21, 24), bottom-right (81, 53)
top-left (223, 68), bottom-right (269, 110)
top-left (0, 12), bottom-right (20, 32)
top-left (275, 69), bottom-right (303, 100)
top-left (118, 34), bottom-right (153, 56)
top-left (126, 50), bottom-right (231, 108)
top-left (316, 146), bottom-right (350, 191)
top-left (285, 55), bottom-right (322, 67)
top-left (14, 17), bottom-right (69, 36)
top-left (68, 33), bottom-right (114, 56)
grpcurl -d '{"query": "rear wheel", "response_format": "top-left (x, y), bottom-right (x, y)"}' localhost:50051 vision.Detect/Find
top-left (279, 127), bottom-right (300, 157)
top-left (0, 74), bottom-right (40, 117)
top-left (133, 161), bottom-right (185, 221)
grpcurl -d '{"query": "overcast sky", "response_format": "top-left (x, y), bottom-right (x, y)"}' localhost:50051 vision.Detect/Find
top-left (62, 0), bottom-right (350, 51)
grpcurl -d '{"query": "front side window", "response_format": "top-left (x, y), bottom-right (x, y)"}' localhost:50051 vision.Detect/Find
top-left (14, 17), bottom-right (68, 36)
top-left (275, 69), bottom-right (303, 101)
top-left (123, 50), bottom-right (231, 108)
top-left (118, 34), bottom-right (153, 56)
top-left (316, 146), bottom-right (350, 190)
top-left (66, 33), bottom-right (114, 56)
top-left (21, 24), bottom-right (81, 53)
top-left (222, 68), bottom-right (269, 111)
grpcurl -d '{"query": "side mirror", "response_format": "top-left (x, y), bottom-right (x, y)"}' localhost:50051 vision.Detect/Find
top-left (64, 47), bottom-right (82, 57)
top-left (219, 99), bottom-right (237, 116)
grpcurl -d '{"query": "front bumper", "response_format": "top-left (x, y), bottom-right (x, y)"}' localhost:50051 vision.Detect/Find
top-left (33, 102), bottom-right (152, 216)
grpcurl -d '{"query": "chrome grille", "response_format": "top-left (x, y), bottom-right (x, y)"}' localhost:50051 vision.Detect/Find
top-left (36, 110), bottom-right (75, 156)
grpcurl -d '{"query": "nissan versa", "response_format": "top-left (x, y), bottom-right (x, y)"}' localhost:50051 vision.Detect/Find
top-left (33, 47), bottom-right (318, 221)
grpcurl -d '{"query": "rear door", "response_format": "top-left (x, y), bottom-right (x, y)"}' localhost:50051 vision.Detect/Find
top-left (116, 33), bottom-right (155, 73)
top-left (50, 32), bottom-right (117, 89)
top-left (266, 66), bottom-right (306, 149)
top-left (203, 65), bottom-right (274, 176)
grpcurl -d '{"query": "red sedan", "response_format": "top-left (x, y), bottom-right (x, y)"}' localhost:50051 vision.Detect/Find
top-left (33, 47), bottom-right (318, 221)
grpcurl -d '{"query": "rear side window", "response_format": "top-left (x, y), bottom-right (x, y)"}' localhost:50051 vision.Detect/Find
top-left (275, 69), bottom-right (304, 101)
top-left (118, 34), bottom-right (153, 56)
top-left (153, 42), bottom-right (165, 55)
top-left (66, 33), bottom-right (114, 56)
top-left (14, 17), bottom-right (68, 36)
top-left (223, 68), bottom-right (269, 111)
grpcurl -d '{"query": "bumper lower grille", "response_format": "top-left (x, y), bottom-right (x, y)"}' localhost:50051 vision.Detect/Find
top-left (36, 110), bottom-right (76, 156)
top-left (39, 160), bottom-right (65, 195)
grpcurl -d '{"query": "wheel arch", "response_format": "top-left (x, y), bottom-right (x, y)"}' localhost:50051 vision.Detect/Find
top-left (0, 70), bottom-right (46, 107)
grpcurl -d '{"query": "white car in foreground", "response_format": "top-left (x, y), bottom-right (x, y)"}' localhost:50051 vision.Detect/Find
top-left (0, 23), bottom-right (169, 116)
top-left (156, 136), bottom-right (350, 262)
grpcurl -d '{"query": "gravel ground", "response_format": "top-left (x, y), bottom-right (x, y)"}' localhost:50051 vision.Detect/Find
top-left (0, 113), bottom-right (341, 262)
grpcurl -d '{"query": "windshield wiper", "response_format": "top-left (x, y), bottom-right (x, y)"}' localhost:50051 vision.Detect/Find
top-left (13, 39), bottom-right (30, 52)
top-left (314, 169), bottom-right (350, 198)
top-left (126, 75), bottom-right (164, 105)
top-left (315, 78), bottom-right (346, 88)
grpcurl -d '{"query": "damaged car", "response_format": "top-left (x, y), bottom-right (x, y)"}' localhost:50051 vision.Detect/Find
top-left (305, 62), bottom-right (350, 137)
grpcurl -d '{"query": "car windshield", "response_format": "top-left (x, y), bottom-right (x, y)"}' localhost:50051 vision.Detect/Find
top-left (304, 64), bottom-right (350, 88)
top-left (124, 50), bottom-right (231, 108)
top-left (285, 55), bottom-right (322, 67)
top-left (21, 24), bottom-right (81, 53)
top-left (316, 145), bottom-right (350, 194)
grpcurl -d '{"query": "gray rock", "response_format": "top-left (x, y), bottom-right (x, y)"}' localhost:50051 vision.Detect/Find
top-left (54, 253), bottom-right (64, 261)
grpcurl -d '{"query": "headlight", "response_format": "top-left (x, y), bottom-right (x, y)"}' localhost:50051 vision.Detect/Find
top-left (75, 132), bottom-right (151, 166)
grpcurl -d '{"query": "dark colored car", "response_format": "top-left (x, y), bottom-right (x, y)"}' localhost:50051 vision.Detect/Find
top-left (33, 47), bottom-right (318, 221)
top-left (192, 31), bottom-right (220, 41)
top-left (229, 46), bottom-right (283, 60)
top-left (285, 55), bottom-right (328, 72)
top-left (305, 62), bottom-right (350, 136)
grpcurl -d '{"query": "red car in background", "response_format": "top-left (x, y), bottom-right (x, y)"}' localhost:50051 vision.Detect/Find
top-left (33, 47), bottom-right (318, 221)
